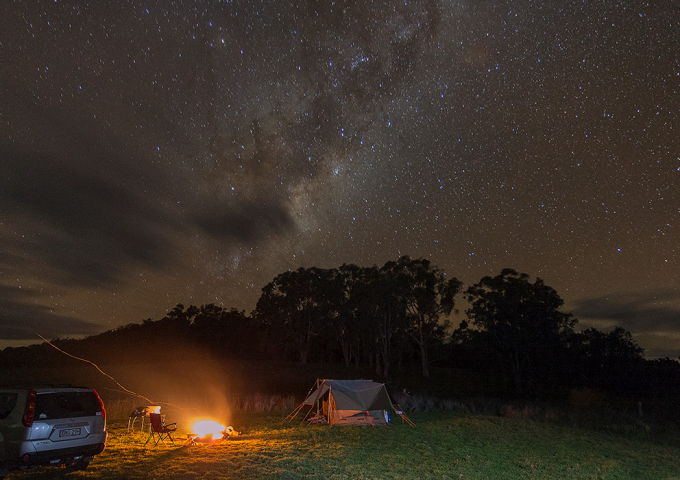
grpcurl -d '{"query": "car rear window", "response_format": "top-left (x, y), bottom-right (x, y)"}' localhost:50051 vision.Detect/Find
top-left (0, 392), bottom-right (18, 419)
top-left (35, 391), bottom-right (101, 420)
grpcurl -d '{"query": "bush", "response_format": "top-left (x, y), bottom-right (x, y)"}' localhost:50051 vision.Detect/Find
top-left (101, 393), bottom-right (298, 420)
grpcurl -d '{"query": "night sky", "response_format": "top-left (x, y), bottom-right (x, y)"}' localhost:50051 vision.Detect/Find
top-left (1, 1), bottom-right (678, 357)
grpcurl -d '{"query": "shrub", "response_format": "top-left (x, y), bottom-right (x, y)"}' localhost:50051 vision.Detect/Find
top-left (570, 387), bottom-right (606, 409)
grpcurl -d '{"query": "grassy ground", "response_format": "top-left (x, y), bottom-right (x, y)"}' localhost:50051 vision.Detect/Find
top-left (5, 411), bottom-right (680, 480)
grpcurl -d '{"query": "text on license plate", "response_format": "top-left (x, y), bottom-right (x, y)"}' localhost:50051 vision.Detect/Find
top-left (59, 428), bottom-right (81, 437)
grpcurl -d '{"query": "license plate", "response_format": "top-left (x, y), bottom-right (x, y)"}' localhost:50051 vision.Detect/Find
top-left (59, 428), bottom-right (81, 437)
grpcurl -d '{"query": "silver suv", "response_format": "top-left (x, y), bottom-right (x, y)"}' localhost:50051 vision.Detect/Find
top-left (0, 386), bottom-right (107, 477)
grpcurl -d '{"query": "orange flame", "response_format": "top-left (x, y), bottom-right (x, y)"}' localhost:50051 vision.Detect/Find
top-left (191, 419), bottom-right (226, 438)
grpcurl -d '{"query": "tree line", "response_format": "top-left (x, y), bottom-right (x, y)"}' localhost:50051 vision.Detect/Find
top-left (1, 257), bottom-right (678, 401)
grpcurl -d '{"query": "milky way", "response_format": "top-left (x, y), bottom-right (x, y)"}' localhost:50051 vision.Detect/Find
top-left (1, 0), bottom-right (678, 357)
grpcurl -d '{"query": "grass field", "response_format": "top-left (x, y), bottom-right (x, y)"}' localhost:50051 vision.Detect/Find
top-left (5, 411), bottom-right (680, 480)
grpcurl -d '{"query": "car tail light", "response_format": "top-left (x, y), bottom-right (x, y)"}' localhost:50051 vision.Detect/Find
top-left (22, 390), bottom-right (37, 427)
top-left (92, 389), bottom-right (106, 421)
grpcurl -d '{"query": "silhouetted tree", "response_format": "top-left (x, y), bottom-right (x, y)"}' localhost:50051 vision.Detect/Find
top-left (573, 326), bottom-right (644, 393)
top-left (466, 269), bottom-right (576, 394)
top-left (330, 264), bottom-right (364, 366)
top-left (254, 267), bottom-right (335, 364)
top-left (579, 326), bottom-right (643, 360)
top-left (159, 303), bottom-right (197, 335)
top-left (191, 304), bottom-right (252, 358)
top-left (386, 256), bottom-right (463, 378)
top-left (362, 262), bottom-right (411, 377)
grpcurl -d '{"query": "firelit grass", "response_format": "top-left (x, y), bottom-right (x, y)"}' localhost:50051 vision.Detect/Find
top-left (7, 411), bottom-right (680, 479)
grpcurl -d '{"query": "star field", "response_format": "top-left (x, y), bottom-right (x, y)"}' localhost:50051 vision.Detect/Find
top-left (0, 0), bottom-right (678, 356)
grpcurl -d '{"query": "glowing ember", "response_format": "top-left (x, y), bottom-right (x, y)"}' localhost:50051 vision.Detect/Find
top-left (191, 419), bottom-right (226, 439)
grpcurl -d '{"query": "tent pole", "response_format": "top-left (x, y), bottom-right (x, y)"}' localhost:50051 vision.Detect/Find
top-left (302, 379), bottom-right (327, 425)
top-left (328, 384), bottom-right (332, 426)
top-left (315, 378), bottom-right (320, 419)
top-left (286, 379), bottom-right (321, 421)
top-left (393, 402), bottom-right (416, 427)
top-left (285, 403), bottom-right (306, 422)
top-left (301, 405), bottom-right (315, 423)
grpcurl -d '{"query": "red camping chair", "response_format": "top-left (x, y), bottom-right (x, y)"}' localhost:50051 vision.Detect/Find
top-left (144, 413), bottom-right (177, 446)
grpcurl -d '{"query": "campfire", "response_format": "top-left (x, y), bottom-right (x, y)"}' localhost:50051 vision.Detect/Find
top-left (188, 419), bottom-right (238, 445)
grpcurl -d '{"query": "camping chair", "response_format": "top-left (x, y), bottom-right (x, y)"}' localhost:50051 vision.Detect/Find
top-left (144, 413), bottom-right (177, 446)
top-left (127, 405), bottom-right (160, 433)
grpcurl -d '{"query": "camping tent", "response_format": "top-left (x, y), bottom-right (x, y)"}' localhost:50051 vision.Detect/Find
top-left (295, 379), bottom-right (395, 426)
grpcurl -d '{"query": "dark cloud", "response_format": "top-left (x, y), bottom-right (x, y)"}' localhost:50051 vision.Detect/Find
top-left (0, 126), bottom-right (173, 287)
top-left (194, 202), bottom-right (294, 243)
top-left (0, 285), bottom-right (102, 341)
top-left (573, 290), bottom-right (680, 334)
top-left (0, 91), bottom-right (291, 288)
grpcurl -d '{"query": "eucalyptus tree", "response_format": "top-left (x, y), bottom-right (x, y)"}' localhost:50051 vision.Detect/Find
top-left (191, 304), bottom-right (252, 358)
top-left (465, 269), bottom-right (576, 394)
top-left (254, 267), bottom-right (337, 364)
top-left (159, 303), bottom-right (198, 335)
top-left (573, 326), bottom-right (644, 393)
top-left (333, 263), bottom-right (368, 366)
top-left (355, 263), bottom-right (410, 377)
top-left (386, 256), bottom-right (463, 378)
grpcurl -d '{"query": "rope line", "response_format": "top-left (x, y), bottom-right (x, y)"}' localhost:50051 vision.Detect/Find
top-left (37, 334), bottom-right (190, 412)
